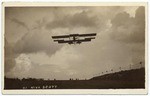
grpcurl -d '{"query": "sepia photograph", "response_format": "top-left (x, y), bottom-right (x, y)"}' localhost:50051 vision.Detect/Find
top-left (2, 2), bottom-right (147, 94)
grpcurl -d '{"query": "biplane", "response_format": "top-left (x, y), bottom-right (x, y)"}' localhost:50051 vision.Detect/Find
top-left (52, 33), bottom-right (96, 44)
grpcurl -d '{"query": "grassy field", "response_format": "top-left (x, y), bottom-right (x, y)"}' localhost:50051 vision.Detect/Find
top-left (4, 68), bottom-right (145, 89)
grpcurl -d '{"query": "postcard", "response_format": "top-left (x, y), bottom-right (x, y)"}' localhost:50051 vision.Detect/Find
top-left (2, 2), bottom-right (148, 95)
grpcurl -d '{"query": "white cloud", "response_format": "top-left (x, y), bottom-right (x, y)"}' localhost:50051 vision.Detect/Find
top-left (124, 6), bottom-right (139, 17)
top-left (6, 54), bottom-right (32, 79)
top-left (49, 45), bottom-right (83, 69)
top-left (110, 7), bottom-right (145, 43)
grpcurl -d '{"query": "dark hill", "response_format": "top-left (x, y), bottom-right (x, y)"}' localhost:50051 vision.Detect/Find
top-left (90, 68), bottom-right (145, 81)
top-left (4, 68), bottom-right (145, 89)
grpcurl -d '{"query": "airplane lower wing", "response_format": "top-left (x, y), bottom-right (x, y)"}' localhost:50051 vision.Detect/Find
top-left (53, 38), bottom-right (94, 44)
top-left (77, 39), bottom-right (91, 42)
top-left (53, 39), bottom-right (64, 42)
top-left (84, 37), bottom-right (95, 39)
top-left (54, 40), bottom-right (73, 44)
top-left (58, 40), bottom-right (72, 43)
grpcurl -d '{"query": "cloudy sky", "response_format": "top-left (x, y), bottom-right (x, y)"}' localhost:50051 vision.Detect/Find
top-left (5, 6), bottom-right (145, 80)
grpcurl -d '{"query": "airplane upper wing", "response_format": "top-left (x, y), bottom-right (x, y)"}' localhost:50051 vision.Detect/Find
top-left (52, 33), bottom-right (96, 38)
top-left (78, 33), bottom-right (97, 37)
top-left (52, 35), bottom-right (70, 39)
